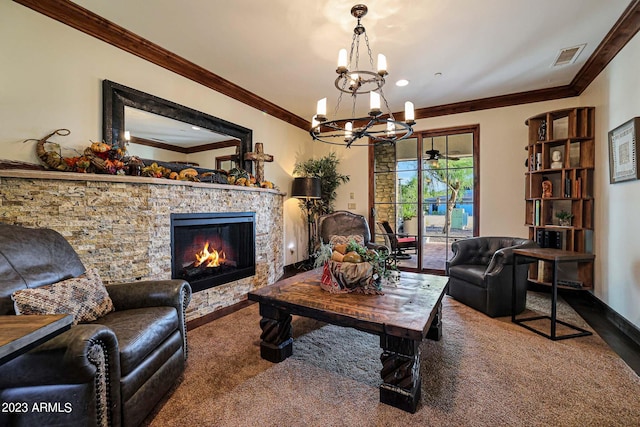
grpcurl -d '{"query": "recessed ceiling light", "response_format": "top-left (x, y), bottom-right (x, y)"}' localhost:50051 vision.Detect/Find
top-left (191, 126), bottom-right (201, 130)
top-left (396, 79), bottom-right (409, 87)
top-left (434, 72), bottom-right (442, 77)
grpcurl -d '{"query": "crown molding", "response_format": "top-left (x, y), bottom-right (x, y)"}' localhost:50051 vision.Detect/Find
top-left (13, 0), bottom-right (640, 129)
top-left (570, 0), bottom-right (640, 94)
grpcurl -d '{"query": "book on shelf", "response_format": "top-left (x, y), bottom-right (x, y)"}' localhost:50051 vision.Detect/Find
top-left (534, 200), bottom-right (541, 226)
top-left (537, 261), bottom-right (553, 282)
top-left (573, 177), bottom-right (582, 198)
top-left (535, 229), bottom-right (565, 249)
top-left (536, 153), bottom-right (542, 171)
top-left (564, 177), bottom-right (572, 197)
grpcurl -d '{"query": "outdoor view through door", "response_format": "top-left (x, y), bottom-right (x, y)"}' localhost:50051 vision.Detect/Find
top-left (371, 125), bottom-right (479, 272)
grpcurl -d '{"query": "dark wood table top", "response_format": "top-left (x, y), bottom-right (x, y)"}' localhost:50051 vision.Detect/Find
top-left (0, 314), bottom-right (73, 365)
top-left (512, 247), bottom-right (595, 262)
top-left (249, 269), bottom-right (448, 341)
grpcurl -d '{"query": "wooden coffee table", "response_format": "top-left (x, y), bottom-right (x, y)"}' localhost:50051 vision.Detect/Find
top-left (248, 268), bottom-right (448, 413)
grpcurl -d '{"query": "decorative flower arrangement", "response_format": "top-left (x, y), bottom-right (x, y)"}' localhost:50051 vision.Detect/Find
top-left (313, 239), bottom-right (395, 295)
top-left (26, 129), bottom-right (276, 189)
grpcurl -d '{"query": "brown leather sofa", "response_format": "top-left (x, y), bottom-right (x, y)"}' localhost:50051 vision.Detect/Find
top-left (446, 236), bottom-right (537, 317)
top-left (0, 223), bottom-right (191, 427)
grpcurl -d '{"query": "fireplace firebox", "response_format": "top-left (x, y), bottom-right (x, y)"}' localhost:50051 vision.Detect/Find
top-left (170, 212), bottom-right (255, 292)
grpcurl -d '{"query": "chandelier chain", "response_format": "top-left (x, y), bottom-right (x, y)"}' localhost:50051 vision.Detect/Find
top-left (379, 85), bottom-right (396, 122)
top-left (333, 82), bottom-right (346, 118)
top-left (349, 31), bottom-right (358, 69)
top-left (364, 32), bottom-right (375, 73)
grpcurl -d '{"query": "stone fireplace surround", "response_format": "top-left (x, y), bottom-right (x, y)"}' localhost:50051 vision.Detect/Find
top-left (0, 170), bottom-right (284, 322)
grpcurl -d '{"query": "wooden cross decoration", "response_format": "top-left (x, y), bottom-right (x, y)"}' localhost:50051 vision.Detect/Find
top-left (244, 142), bottom-right (273, 183)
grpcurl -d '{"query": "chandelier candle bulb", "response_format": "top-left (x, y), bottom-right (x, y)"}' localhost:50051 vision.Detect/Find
top-left (377, 54), bottom-right (387, 75)
top-left (386, 120), bottom-right (396, 136)
top-left (345, 121), bottom-right (353, 141)
top-left (405, 101), bottom-right (415, 124)
top-left (124, 130), bottom-right (131, 142)
top-left (349, 73), bottom-right (360, 91)
top-left (369, 92), bottom-right (381, 116)
top-left (316, 98), bottom-right (327, 120)
top-left (337, 49), bottom-right (348, 73)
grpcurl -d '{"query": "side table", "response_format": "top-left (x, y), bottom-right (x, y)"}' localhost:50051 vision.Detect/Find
top-left (511, 248), bottom-right (594, 340)
top-left (0, 314), bottom-right (73, 365)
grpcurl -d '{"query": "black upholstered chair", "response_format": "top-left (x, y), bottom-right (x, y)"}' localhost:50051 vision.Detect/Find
top-left (446, 236), bottom-right (537, 317)
top-left (0, 223), bottom-right (191, 427)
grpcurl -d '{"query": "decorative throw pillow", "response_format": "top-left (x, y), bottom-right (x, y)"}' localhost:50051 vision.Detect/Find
top-left (12, 268), bottom-right (114, 324)
top-left (329, 234), bottom-right (364, 246)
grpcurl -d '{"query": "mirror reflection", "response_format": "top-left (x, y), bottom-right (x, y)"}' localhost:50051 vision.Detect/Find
top-left (124, 107), bottom-right (240, 169)
top-left (103, 80), bottom-right (253, 172)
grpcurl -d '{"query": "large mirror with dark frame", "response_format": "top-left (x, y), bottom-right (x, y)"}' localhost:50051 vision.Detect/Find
top-left (102, 80), bottom-right (253, 172)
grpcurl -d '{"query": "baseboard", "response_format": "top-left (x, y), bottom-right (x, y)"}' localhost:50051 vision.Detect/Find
top-left (576, 291), bottom-right (640, 348)
top-left (283, 263), bottom-right (299, 278)
top-left (186, 299), bottom-right (255, 331)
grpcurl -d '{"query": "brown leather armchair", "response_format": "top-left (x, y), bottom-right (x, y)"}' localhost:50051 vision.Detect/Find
top-left (0, 223), bottom-right (191, 427)
top-left (446, 236), bottom-right (537, 317)
top-left (317, 210), bottom-right (386, 252)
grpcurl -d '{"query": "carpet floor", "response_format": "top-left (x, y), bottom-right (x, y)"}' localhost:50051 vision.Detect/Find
top-left (144, 292), bottom-right (640, 427)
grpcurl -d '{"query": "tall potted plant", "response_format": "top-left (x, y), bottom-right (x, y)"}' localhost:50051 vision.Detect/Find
top-left (293, 152), bottom-right (350, 217)
top-left (293, 152), bottom-right (350, 248)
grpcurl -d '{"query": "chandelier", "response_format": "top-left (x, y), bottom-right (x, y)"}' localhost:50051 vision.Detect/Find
top-left (310, 4), bottom-right (415, 148)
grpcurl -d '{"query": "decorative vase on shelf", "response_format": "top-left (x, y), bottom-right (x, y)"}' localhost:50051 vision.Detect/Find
top-left (542, 178), bottom-right (552, 198)
top-left (538, 120), bottom-right (547, 141)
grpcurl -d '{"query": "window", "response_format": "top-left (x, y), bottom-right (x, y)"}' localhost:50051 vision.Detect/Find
top-left (370, 125), bottom-right (479, 272)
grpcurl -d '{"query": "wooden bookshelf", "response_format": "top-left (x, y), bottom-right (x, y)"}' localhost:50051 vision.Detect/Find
top-left (524, 107), bottom-right (595, 289)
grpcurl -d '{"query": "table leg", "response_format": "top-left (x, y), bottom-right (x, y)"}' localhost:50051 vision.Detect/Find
top-left (258, 304), bottom-right (293, 363)
top-left (551, 261), bottom-right (558, 339)
top-left (426, 302), bottom-right (442, 341)
top-left (379, 335), bottom-right (421, 413)
top-left (512, 254), bottom-right (519, 322)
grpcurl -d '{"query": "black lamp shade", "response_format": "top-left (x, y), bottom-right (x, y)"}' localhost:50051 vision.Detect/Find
top-left (291, 177), bottom-right (321, 199)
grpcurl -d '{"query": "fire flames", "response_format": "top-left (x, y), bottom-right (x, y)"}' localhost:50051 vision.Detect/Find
top-left (193, 242), bottom-right (226, 268)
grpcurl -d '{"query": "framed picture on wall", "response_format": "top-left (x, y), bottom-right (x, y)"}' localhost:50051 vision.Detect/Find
top-left (608, 117), bottom-right (640, 184)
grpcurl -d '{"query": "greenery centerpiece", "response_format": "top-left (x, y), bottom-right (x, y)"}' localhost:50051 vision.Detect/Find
top-left (314, 239), bottom-right (395, 295)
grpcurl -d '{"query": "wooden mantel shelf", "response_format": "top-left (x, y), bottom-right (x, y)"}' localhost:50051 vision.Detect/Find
top-left (0, 169), bottom-right (285, 196)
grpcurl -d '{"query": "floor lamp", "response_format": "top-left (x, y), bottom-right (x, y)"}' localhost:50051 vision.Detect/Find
top-left (291, 177), bottom-right (321, 265)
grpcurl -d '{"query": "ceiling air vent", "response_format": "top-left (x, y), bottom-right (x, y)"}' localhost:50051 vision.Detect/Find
top-left (552, 44), bottom-right (586, 67)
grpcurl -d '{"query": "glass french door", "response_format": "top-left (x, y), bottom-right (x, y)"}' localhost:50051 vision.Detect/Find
top-left (370, 125), bottom-right (479, 272)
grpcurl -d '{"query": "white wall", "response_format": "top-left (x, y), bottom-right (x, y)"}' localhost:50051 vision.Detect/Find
top-left (579, 31), bottom-right (640, 330)
top-left (0, 2), bottom-right (312, 266)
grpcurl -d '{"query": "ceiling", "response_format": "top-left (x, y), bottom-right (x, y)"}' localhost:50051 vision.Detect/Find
top-left (31, 1), bottom-right (640, 126)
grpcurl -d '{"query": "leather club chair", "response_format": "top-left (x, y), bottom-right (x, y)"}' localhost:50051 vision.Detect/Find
top-left (446, 236), bottom-right (537, 317)
top-left (0, 223), bottom-right (191, 427)
top-left (317, 210), bottom-right (387, 252)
